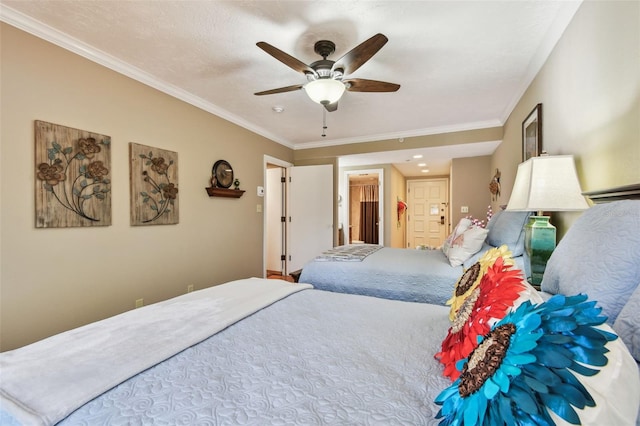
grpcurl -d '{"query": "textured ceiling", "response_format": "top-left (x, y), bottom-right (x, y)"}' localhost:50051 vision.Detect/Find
top-left (1, 1), bottom-right (581, 176)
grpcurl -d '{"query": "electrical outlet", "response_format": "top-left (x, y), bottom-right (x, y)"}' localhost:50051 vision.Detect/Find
top-left (187, 284), bottom-right (194, 293)
top-left (461, 206), bottom-right (469, 213)
top-left (135, 298), bottom-right (144, 309)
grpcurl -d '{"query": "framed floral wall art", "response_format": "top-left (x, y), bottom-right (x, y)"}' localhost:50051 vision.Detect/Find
top-left (129, 142), bottom-right (179, 226)
top-left (35, 120), bottom-right (111, 228)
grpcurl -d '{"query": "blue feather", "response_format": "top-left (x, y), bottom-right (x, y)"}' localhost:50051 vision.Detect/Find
top-left (509, 382), bottom-right (540, 415)
top-left (498, 396), bottom-right (517, 425)
top-left (540, 393), bottom-right (581, 424)
top-left (551, 383), bottom-right (588, 408)
top-left (532, 345), bottom-right (573, 368)
top-left (523, 375), bottom-right (549, 393)
top-left (522, 364), bottom-right (562, 386)
top-left (568, 345), bottom-right (609, 366)
top-left (569, 360), bottom-right (600, 377)
top-left (544, 316), bottom-right (578, 333)
top-left (464, 393), bottom-right (480, 426)
top-left (540, 334), bottom-right (573, 344)
top-left (570, 333), bottom-right (608, 349)
top-left (555, 369), bottom-right (596, 407)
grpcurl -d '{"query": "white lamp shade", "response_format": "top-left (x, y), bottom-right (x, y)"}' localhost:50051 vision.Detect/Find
top-left (304, 79), bottom-right (345, 105)
top-left (506, 155), bottom-right (589, 211)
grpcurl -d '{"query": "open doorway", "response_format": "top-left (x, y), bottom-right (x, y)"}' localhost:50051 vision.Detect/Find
top-left (263, 156), bottom-right (334, 277)
top-left (342, 169), bottom-right (384, 246)
top-left (264, 159), bottom-right (288, 278)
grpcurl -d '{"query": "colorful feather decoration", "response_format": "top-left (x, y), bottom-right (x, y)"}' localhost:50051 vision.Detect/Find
top-left (446, 245), bottom-right (515, 321)
top-left (436, 256), bottom-right (526, 380)
top-left (435, 294), bottom-right (617, 425)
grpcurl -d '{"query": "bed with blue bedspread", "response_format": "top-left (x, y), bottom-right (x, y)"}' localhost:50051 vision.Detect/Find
top-left (2, 199), bottom-right (640, 426)
top-left (299, 209), bottom-right (532, 304)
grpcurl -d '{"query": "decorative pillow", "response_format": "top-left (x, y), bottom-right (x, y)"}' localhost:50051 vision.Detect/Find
top-left (445, 226), bottom-right (488, 267)
top-left (461, 242), bottom-right (493, 269)
top-left (541, 200), bottom-right (640, 324)
top-left (485, 209), bottom-right (531, 257)
top-left (613, 283), bottom-right (640, 362)
top-left (446, 245), bottom-right (516, 320)
top-left (435, 294), bottom-right (639, 426)
top-left (435, 256), bottom-right (527, 380)
top-left (442, 218), bottom-right (472, 256)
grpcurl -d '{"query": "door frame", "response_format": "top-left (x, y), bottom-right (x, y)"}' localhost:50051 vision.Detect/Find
top-left (342, 168), bottom-right (384, 246)
top-left (263, 155), bottom-right (292, 278)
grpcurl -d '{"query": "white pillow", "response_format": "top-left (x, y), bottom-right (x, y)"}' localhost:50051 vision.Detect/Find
top-left (446, 226), bottom-right (489, 267)
top-left (442, 218), bottom-right (472, 256)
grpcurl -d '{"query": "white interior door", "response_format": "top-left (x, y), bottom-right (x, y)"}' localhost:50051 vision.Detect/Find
top-left (407, 178), bottom-right (449, 248)
top-left (288, 164), bottom-right (333, 273)
top-left (265, 167), bottom-right (284, 273)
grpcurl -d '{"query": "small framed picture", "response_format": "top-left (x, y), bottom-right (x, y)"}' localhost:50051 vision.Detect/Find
top-left (522, 103), bottom-right (542, 161)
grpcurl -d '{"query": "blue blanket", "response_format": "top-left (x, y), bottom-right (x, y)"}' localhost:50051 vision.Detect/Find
top-left (56, 287), bottom-right (452, 425)
top-left (299, 247), bottom-right (462, 304)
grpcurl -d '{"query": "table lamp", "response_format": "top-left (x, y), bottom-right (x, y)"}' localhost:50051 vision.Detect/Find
top-left (506, 155), bottom-right (589, 285)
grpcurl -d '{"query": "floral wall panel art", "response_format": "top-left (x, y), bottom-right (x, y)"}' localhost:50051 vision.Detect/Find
top-left (35, 120), bottom-right (112, 228)
top-left (129, 143), bottom-right (179, 226)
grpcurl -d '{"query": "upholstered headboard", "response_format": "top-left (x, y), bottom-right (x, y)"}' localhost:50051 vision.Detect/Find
top-left (541, 183), bottom-right (640, 362)
top-left (582, 182), bottom-right (640, 204)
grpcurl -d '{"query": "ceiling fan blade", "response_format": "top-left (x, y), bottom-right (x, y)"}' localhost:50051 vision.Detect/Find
top-left (344, 78), bottom-right (400, 92)
top-left (257, 42), bottom-right (317, 77)
top-left (324, 102), bottom-right (338, 112)
top-left (254, 84), bottom-right (304, 96)
top-left (332, 33), bottom-right (388, 75)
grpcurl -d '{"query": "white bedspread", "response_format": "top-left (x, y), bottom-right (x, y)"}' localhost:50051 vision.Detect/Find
top-left (0, 278), bottom-right (311, 426)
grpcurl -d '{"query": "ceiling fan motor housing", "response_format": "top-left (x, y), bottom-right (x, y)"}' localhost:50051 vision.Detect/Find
top-left (314, 40), bottom-right (336, 58)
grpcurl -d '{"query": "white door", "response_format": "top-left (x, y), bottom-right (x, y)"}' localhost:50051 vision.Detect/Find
top-left (265, 167), bottom-right (285, 273)
top-left (288, 164), bottom-right (333, 273)
top-left (407, 178), bottom-right (449, 248)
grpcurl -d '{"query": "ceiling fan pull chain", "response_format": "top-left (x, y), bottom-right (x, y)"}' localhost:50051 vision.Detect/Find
top-left (322, 107), bottom-right (327, 137)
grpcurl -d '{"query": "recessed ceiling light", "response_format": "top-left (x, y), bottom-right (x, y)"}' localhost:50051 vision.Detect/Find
top-left (422, 169), bottom-right (430, 173)
top-left (413, 154), bottom-right (423, 159)
top-left (418, 163), bottom-right (426, 167)
top-left (272, 106), bottom-right (284, 113)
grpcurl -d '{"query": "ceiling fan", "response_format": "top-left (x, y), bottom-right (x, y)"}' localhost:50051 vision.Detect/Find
top-left (254, 33), bottom-right (400, 112)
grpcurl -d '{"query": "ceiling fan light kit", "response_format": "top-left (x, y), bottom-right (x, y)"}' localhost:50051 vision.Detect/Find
top-left (304, 79), bottom-right (346, 105)
top-left (254, 33), bottom-right (400, 113)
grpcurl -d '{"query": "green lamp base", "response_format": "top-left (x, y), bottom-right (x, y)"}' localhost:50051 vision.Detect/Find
top-left (524, 216), bottom-right (556, 286)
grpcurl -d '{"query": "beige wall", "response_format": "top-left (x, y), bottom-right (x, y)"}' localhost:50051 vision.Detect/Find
top-left (450, 156), bottom-right (493, 227)
top-left (0, 24), bottom-right (293, 350)
top-left (492, 0), bottom-right (640, 236)
top-left (388, 165), bottom-right (407, 248)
